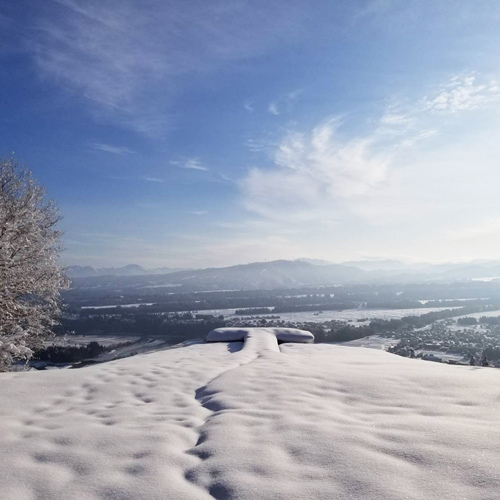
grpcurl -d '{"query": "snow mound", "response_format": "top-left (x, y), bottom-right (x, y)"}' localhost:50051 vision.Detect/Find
top-left (206, 326), bottom-right (314, 343)
top-left (1, 328), bottom-right (500, 500)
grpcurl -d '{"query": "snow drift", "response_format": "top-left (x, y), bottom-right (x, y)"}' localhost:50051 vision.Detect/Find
top-left (1, 327), bottom-right (499, 500)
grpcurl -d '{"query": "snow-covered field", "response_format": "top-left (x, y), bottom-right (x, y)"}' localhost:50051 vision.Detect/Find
top-left (1, 327), bottom-right (499, 500)
top-left (338, 335), bottom-right (399, 350)
top-left (79, 305), bottom-right (460, 323)
top-left (81, 303), bottom-right (155, 310)
top-left (188, 306), bottom-right (460, 323)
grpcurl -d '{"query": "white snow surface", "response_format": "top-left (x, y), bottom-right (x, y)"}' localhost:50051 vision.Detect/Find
top-left (206, 326), bottom-right (314, 344)
top-left (1, 327), bottom-right (500, 500)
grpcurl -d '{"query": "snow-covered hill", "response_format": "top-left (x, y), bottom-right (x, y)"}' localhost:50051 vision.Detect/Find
top-left (1, 328), bottom-right (499, 499)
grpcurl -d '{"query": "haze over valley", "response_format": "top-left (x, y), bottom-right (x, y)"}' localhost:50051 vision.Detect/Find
top-left (66, 258), bottom-right (500, 291)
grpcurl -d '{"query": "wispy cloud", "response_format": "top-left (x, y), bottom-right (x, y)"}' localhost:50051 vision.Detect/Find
top-left (24, 0), bottom-right (306, 136)
top-left (187, 210), bottom-right (208, 216)
top-left (421, 75), bottom-right (500, 113)
top-left (140, 176), bottom-right (163, 183)
top-left (268, 102), bottom-right (280, 115)
top-left (245, 137), bottom-right (274, 153)
top-left (109, 175), bottom-right (163, 183)
top-left (171, 158), bottom-right (209, 172)
top-left (244, 101), bottom-right (254, 113)
top-left (242, 117), bottom-right (392, 221)
top-left (242, 73), bottom-right (500, 225)
top-left (90, 142), bottom-right (135, 154)
top-left (268, 89), bottom-right (302, 116)
top-left (217, 173), bottom-right (235, 183)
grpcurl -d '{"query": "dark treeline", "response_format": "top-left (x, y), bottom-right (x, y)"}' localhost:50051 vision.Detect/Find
top-left (235, 308), bottom-right (273, 315)
top-left (78, 295), bottom-right (354, 315)
top-left (64, 280), bottom-right (500, 311)
top-left (274, 302), bottom-right (355, 313)
top-left (68, 282), bottom-right (500, 317)
top-left (34, 341), bottom-right (107, 364)
top-left (314, 325), bottom-right (375, 343)
top-left (483, 346), bottom-right (500, 360)
top-left (57, 315), bottom-right (225, 343)
top-left (457, 317), bottom-right (478, 325)
top-left (478, 315), bottom-right (500, 325)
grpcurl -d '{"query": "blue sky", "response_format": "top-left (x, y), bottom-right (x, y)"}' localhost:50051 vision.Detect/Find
top-left (1, 0), bottom-right (500, 268)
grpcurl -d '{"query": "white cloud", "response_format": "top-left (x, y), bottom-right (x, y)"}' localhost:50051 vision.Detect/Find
top-left (140, 176), bottom-right (163, 183)
top-left (379, 113), bottom-right (414, 127)
top-left (171, 158), bottom-right (208, 172)
top-left (187, 210), bottom-right (208, 216)
top-left (268, 102), bottom-right (280, 115)
top-left (244, 101), bottom-right (254, 113)
top-left (218, 173), bottom-right (235, 183)
top-left (421, 75), bottom-right (500, 113)
top-left (90, 142), bottom-right (135, 154)
top-left (242, 117), bottom-right (391, 221)
top-left (242, 72), bottom-right (500, 231)
top-left (245, 137), bottom-right (273, 153)
top-left (268, 89), bottom-right (302, 116)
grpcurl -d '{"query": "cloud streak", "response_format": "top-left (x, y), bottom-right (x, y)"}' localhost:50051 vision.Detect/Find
top-left (244, 101), bottom-right (254, 113)
top-left (108, 175), bottom-right (163, 183)
top-left (90, 143), bottom-right (135, 154)
top-left (25, 0), bottom-right (307, 136)
top-left (171, 158), bottom-right (208, 172)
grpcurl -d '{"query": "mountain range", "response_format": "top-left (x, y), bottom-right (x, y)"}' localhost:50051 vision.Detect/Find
top-left (67, 259), bottom-right (500, 291)
top-left (66, 264), bottom-right (189, 278)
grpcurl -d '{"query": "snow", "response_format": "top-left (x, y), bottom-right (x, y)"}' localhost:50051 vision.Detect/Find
top-left (1, 327), bottom-right (500, 499)
top-left (206, 326), bottom-right (314, 343)
top-left (338, 334), bottom-right (399, 350)
top-left (81, 303), bottom-right (155, 310)
top-left (79, 305), bottom-right (462, 323)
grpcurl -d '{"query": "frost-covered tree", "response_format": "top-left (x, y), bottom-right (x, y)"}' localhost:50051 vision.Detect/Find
top-left (0, 159), bottom-right (69, 370)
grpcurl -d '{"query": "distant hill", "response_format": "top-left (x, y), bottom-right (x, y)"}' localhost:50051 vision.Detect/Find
top-left (162, 259), bottom-right (367, 290)
top-left (69, 259), bottom-right (367, 290)
top-left (66, 264), bottom-right (187, 278)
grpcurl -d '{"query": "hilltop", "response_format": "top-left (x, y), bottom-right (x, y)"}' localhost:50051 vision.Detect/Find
top-left (1, 328), bottom-right (499, 499)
